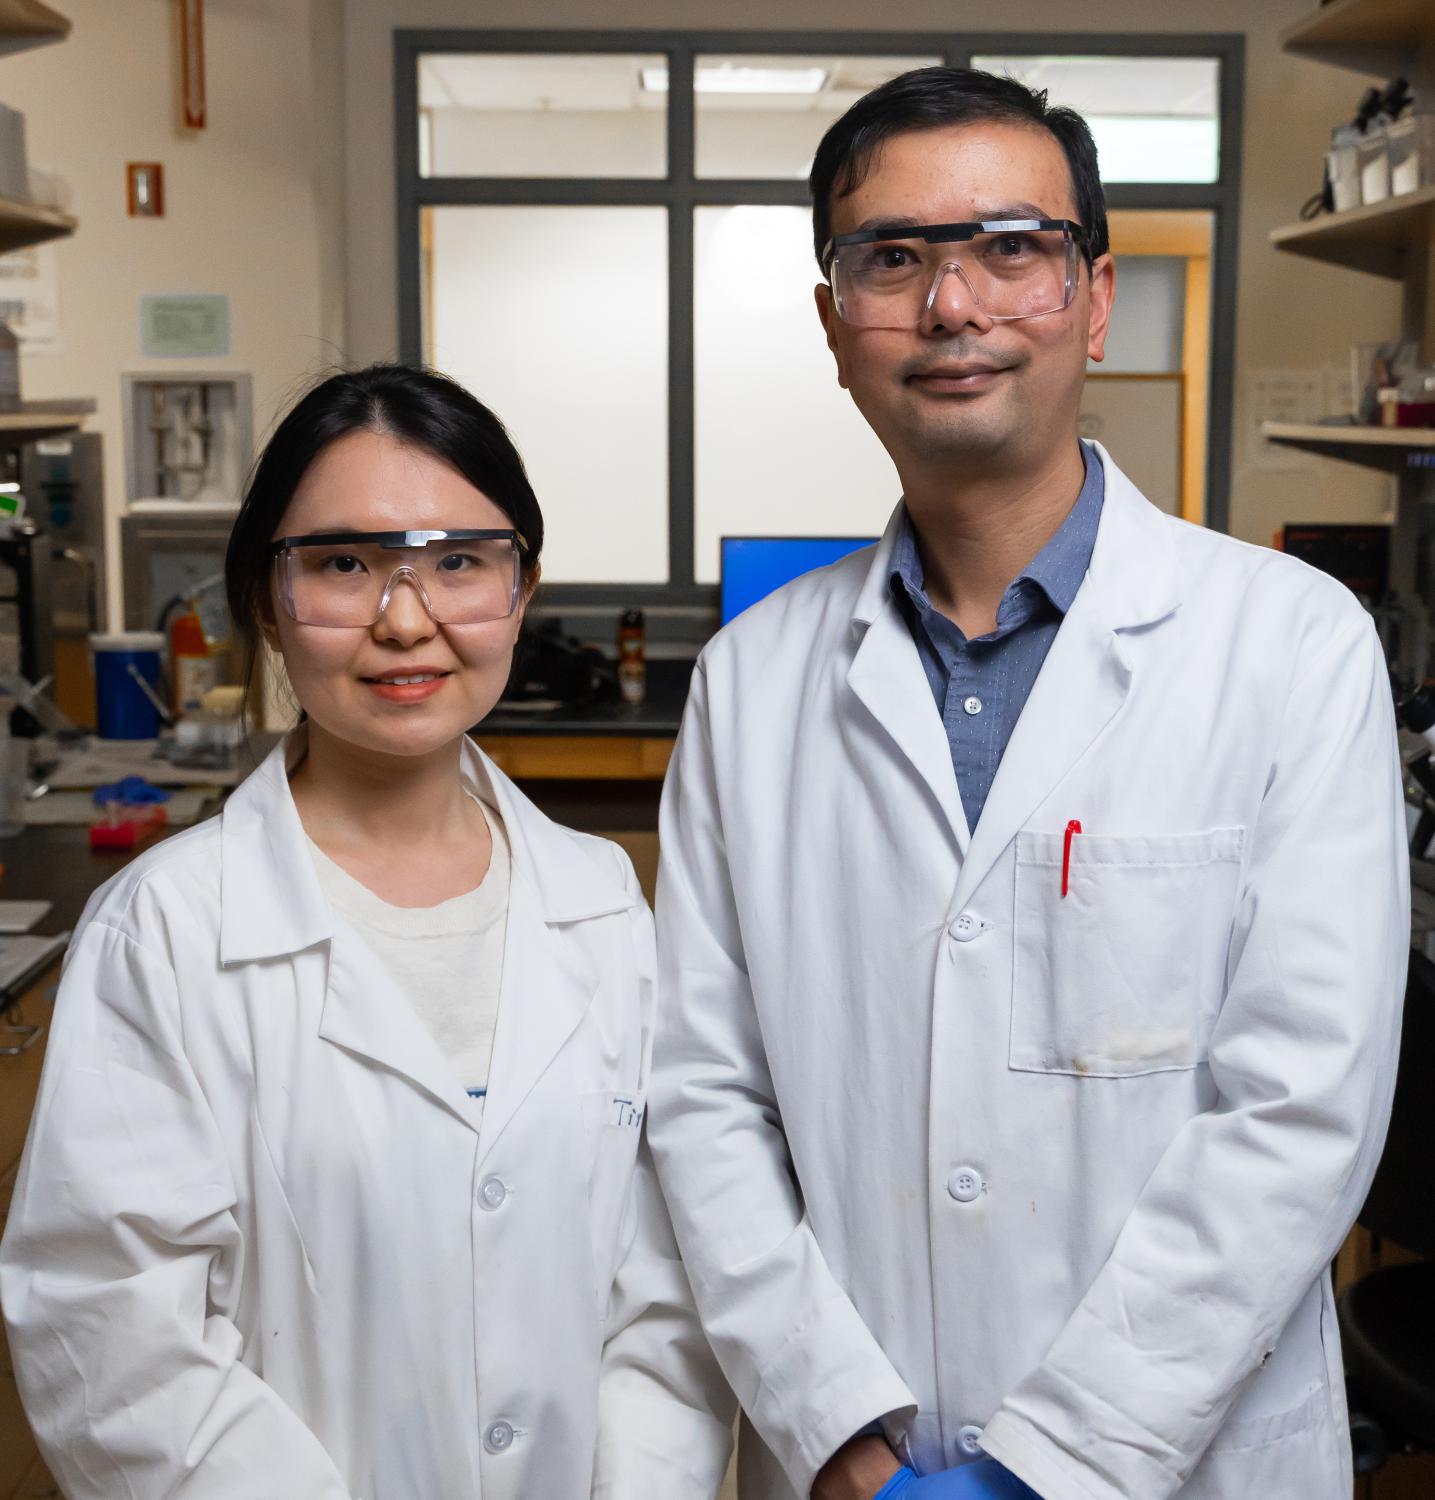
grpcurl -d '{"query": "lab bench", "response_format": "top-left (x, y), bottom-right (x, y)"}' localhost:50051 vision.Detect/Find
top-left (0, 810), bottom-right (215, 1497)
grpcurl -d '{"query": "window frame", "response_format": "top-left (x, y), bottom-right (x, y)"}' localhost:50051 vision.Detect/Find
top-left (395, 28), bottom-right (1245, 611)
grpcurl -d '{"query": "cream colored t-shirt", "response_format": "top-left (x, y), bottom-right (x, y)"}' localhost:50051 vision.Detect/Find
top-left (307, 794), bottom-right (510, 1099)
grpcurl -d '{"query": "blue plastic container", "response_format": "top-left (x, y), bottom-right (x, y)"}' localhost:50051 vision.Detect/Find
top-left (90, 632), bottom-right (166, 739)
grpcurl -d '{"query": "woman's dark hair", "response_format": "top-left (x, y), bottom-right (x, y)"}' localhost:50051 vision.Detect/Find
top-left (809, 65), bottom-right (1109, 270)
top-left (225, 362), bottom-right (544, 690)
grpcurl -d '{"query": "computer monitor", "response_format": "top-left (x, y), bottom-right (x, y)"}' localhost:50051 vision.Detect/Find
top-left (720, 536), bottom-right (876, 626)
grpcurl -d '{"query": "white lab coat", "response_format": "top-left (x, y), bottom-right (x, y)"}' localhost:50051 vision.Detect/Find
top-left (0, 733), bottom-right (733, 1500)
top-left (649, 446), bottom-right (1407, 1500)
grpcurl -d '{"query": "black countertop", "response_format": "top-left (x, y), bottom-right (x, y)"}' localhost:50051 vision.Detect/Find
top-left (481, 659), bottom-right (693, 737)
top-left (2, 823), bottom-right (176, 936)
top-left (478, 694), bottom-right (685, 737)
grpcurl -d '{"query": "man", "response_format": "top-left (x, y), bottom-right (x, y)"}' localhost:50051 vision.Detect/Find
top-left (648, 66), bottom-right (1407, 1500)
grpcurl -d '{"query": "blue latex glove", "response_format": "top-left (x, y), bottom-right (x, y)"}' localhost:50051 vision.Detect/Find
top-left (92, 775), bottom-right (171, 806)
top-left (874, 1458), bottom-right (1041, 1499)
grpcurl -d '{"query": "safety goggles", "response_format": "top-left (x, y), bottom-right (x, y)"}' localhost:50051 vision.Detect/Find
top-left (270, 528), bottom-right (529, 628)
top-left (823, 218), bottom-right (1087, 329)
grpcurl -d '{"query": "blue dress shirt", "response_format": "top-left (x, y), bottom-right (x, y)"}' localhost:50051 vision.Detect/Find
top-left (890, 443), bottom-right (1105, 832)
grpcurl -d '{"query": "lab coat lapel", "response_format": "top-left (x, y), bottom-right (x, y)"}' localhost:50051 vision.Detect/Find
top-left (848, 507), bottom-right (971, 854)
top-left (475, 861), bottom-right (598, 1167)
top-left (472, 746), bottom-right (634, 1167)
top-left (949, 448), bottom-right (1182, 913)
top-left (220, 731), bottom-right (482, 1130)
top-left (320, 926), bottom-right (481, 1134)
top-left (950, 583), bottom-right (1128, 914)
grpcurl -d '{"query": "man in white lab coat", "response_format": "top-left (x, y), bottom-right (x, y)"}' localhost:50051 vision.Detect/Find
top-left (648, 65), bottom-right (1408, 1500)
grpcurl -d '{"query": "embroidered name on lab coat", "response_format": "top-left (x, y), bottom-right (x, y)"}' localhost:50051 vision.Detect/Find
top-left (608, 1095), bottom-right (644, 1129)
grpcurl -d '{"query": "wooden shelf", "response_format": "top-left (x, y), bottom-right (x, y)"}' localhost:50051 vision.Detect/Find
top-left (0, 0), bottom-right (68, 58)
top-left (1263, 421), bottom-right (1435, 471)
top-left (1270, 185), bottom-right (1435, 279)
top-left (1281, 0), bottom-right (1435, 78)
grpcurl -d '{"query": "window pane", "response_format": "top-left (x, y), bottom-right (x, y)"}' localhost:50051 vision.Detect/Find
top-left (418, 53), bottom-right (666, 178)
top-left (423, 206), bottom-right (668, 584)
top-left (694, 205), bottom-right (895, 584)
top-left (971, 55), bottom-right (1220, 183)
top-left (1098, 256), bottom-right (1185, 373)
top-left (694, 54), bottom-right (940, 179)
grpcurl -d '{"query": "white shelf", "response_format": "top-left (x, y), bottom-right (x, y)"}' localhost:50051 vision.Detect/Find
top-left (0, 405), bottom-right (88, 447)
top-left (1270, 185), bottom-right (1435, 280)
top-left (0, 0), bottom-right (69, 58)
top-left (0, 193), bottom-right (73, 255)
top-left (1281, 0), bottom-right (1435, 78)
top-left (1263, 421), bottom-right (1435, 472)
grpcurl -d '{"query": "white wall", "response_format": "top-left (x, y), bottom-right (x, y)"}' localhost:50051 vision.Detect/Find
top-left (2, 0), bottom-right (343, 628)
top-left (343, 0), bottom-right (1400, 549)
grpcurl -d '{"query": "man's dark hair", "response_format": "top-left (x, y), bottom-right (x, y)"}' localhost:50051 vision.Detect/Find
top-left (809, 65), bottom-right (1109, 270)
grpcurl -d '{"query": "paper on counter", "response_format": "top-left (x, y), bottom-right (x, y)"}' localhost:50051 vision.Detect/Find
top-left (45, 739), bottom-right (245, 790)
top-left (24, 788), bottom-right (214, 827)
top-left (0, 900), bottom-right (50, 933)
top-left (0, 932), bottom-right (69, 995)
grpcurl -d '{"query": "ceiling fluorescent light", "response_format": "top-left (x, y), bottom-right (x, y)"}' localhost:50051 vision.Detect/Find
top-left (640, 65), bottom-right (828, 95)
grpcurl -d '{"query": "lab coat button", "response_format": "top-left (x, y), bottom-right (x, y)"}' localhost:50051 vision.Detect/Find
top-left (947, 1167), bottom-right (983, 1203)
top-left (484, 1420), bottom-right (515, 1454)
top-left (957, 1424), bottom-right (984, 1456)
top-left (949, 912), bottom-right (980, 942)
top-left (963, 695), bottom-right (983, 716)
top-left (479, 1176), bottom-right (507, 1212)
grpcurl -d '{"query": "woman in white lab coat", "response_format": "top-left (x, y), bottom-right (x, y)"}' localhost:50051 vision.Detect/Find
top-left (0, 364), bottom-right (733, 1500)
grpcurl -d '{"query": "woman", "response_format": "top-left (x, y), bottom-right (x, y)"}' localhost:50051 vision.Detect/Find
top-left (0, 365), bottom-right (734, 1499)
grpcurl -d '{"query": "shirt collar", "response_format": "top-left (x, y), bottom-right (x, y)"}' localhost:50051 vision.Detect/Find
top-left (889, 440), bottom-right (1105, 620)
top-left (218, 728), bottom-right (636, 965)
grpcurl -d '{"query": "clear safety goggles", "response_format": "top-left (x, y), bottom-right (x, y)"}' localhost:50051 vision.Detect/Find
top-left (270, 528), bottom-right (529, 628)
top-left (823, 218), bottom-right (1088, 329)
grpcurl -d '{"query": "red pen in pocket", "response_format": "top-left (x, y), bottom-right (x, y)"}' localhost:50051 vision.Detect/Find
top-left (1062, 819), bottom-right (1082, 897)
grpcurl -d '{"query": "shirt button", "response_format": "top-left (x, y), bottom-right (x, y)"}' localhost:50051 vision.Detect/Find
top-left (947, 1166), bottom-right (983, 1203)
top-left (957, 1424), bottom-right (984, 1457)
top-left (479, 1176), bottom-right (508, 1212)
top-left (484, 1419), bottom-right (515, 1454)
top-left (948, 912), bottom-right (980, 942)
top-left (963, 695), bottom-right (983, 716)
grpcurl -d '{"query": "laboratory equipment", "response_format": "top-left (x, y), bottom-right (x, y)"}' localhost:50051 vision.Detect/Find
top-left (1338, 949), bottom-right (1435, 1473)
top-left (90, 631), bottom-right (165, 739)
top-left (21, 432), bottom-right (108, 724)
top-left (719, 535), bottom-right (874, 625)
top-left (0, 711), bottom-right (23, 837)
top-left (1328, 123), bottom-right (1361, 212)
top-left (1388, 113), bottom-right (1421, 196)
top-left (122, 372), bottom-right (252, 508)
top-left (1280, 523), bottom-right (1390, 606)
top-left (121, 510), bottom-right (242, 686)
top-left (89, 799), bottom-right (167, 851)
top-left (618, 608), bottom-right (646, 705)
top-left (1358, 121), bottom-right (1390, 205)
top-left (0, 516), bottom-right (53, 693)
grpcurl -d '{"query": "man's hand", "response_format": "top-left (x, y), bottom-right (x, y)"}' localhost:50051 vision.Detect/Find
top-left (872, 1458), bottom-right (1041, 1498)
top-left (812, 1434), bottom-right (904, 1500)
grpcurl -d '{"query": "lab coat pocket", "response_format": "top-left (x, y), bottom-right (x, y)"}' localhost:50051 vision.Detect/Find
top-left (1181, 1385), bottom-right (1342, 1500)
top-left (580, 1088), bottom-right (646, 1310)
top-left (1011, 827), bottom-right (1244, 1077)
